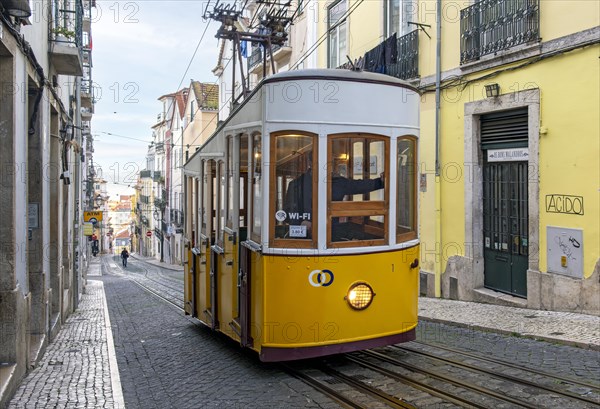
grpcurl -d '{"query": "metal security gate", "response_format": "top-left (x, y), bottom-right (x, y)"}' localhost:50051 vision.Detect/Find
top-left (481, 108), bottom-right (528, 297)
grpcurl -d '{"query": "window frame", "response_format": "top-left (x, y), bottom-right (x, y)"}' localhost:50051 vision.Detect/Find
top-left (396, 135), bottom-right (418, 243)
top-left (326, 133), bottom-right (389, 248)
top-left (226, 135), bottom-right (234, 229)
top-left (327, 0), bottom-right (347, 68)
top-left (269, 131), bottom-right (318, 249)
top-left (239, 134), bottom-right (249, 229)
top-left (249, 132), bottom-right (262, 243)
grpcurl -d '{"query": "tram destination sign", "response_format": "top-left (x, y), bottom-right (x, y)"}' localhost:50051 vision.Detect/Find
top-left (487, 148), bottom-right (529, 162)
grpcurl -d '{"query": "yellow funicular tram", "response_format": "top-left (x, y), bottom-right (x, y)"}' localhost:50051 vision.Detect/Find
top-left (183, 69), bottom-right (420, 361)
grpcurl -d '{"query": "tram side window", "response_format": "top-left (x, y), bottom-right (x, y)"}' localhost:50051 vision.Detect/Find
top-left (272, 132), bottom-right (316, 247)
top-left (250, 134), bottom-right (262, 242)
top-left (239, 135), bottom-right (248, 229)
top-left (200, 160), bottom-right (207, 235)
top-left (328, 135), bottom-right (388, 246)
top-left (226, 136), bottom-right (234, 229)
top-left (397, 137), bottom-right (417, 242)
top-left (218, 160), bottom-right (226, 246)
top-left (206, 160), bottom-right (217, 243)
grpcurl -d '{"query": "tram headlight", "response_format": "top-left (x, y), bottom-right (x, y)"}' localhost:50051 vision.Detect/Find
top-left (345, 282), bottom-right (374, 310)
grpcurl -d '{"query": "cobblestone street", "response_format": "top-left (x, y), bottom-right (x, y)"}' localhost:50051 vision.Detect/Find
top-left (7, 256), bottom-right (599, 408)
top-left (99, 259), bottom-right (337, 409)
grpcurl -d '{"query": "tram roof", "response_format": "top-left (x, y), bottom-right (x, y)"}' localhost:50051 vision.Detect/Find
top-left (184, 69), bottom-right (418, 171)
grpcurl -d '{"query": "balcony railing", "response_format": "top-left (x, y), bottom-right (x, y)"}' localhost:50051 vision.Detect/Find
top-left (139, 170), bottom-right (162, 181)
top-left (247, 38), bottom-right (291, 72)
top-left (343, 30), bottom-right (419, 80)
top-left (49, 0), bottom-right (84, 76)
top-left (386, 30), bottom-right (419, 80)
top-left (248, 46), bottom-right (262, 70)
top-left (81, 79), bottom-right (96, 107)
top-left (460, 0), bottom-right (540, 64)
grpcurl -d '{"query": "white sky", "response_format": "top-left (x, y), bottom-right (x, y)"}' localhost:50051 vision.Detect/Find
top-left (91, 0), bottom-right (219, 198)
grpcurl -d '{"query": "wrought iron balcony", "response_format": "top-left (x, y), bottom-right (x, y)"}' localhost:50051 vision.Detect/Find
top-left (354, 30), bottom-right (419, 80)
top-left (49, 0), bottom-right (84, 76)
top-left (248, 46), bottom-right (262, 70)
top-left (139, 170), bottom-right (162, 181)
top-left (81, 79), bottom-right (95, 108)
top-left (386, 30), bottom-right (419, 80)
top-left (247, 39), bottom-right (292, 74)
top-left (82, 0), bottom-right (93, 32)
top-left (460, 0), bottom-right (540, 64)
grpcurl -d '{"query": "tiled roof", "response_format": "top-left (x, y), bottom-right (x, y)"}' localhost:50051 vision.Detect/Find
top-left (115, 229), bottom-right (130, 239)
top-left (175, 88), bottom-right (188, 118)
top-left (191, 81), bottom-right (219, 110)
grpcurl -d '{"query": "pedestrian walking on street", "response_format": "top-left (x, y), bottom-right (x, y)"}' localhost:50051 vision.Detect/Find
top-left (121, 248), bottom-right (129, 267)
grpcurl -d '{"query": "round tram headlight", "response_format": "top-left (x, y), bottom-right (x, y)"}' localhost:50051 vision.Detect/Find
top-left (345, 282), bottom-right (375, 310)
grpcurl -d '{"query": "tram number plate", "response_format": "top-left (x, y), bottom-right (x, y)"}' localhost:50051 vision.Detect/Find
top-left (289, 225), bottom-right (307, 238)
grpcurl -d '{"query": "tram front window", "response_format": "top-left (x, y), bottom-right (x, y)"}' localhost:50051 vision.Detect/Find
top-left (328, 135), bottom-right (388, 245)
top-left (271, 132), bottom-right (317, 247)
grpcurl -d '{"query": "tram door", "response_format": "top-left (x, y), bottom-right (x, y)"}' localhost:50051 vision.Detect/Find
top-left (206, 159), bottom-right (219, 329)
top-left (218, 146), bottom-right (238, 338)
top-left (236, 135), bottom-right (251, 346)
top-left (197, 162), bottom-right (210, 322)
top-left (481, 109), bottom-right (529, 298)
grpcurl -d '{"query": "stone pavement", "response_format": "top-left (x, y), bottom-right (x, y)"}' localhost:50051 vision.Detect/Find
top-left (7, 259), bottom-right (124, 409)
top-left (129, 253), bottom-right (184, 272)
top-left (419, 297), bottom-right (600, 351)
top-left (6, 254), bottom-right (599, 407)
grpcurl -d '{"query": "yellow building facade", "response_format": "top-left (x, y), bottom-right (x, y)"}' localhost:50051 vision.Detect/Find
top-left (311, 0), bottom-right (598, 314)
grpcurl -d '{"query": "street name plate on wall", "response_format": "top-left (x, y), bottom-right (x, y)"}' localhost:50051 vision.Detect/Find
top-left (28, 203), bottom-right (39, 229)
top-left (487, 148), bottom-right (529, 162)
top-left (547, 226), bottom-right (583, 279)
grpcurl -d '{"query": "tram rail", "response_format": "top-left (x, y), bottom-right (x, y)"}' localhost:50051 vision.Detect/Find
top-left (412, 341), bottom-right (600, 390)
top-left (99, 255), bottom-right (599, 408)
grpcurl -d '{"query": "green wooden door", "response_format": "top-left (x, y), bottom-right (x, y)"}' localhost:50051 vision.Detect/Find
top-left (483, 161), bottom-right (528, 297)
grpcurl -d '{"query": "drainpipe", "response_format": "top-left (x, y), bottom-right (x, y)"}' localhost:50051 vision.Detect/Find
top-left (434, 0), bottom-right (442, 297)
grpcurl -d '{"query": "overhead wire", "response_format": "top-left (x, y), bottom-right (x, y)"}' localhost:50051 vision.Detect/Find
top-left (115, 0), bottom-right (364, 159)
top-left (185, 0), bottom-right (368, 150)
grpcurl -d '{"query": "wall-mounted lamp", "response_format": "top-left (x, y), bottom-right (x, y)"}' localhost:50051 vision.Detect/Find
top-left (485, 83), bottom-right (501, 98)
top-left (0, 0), bottom-right (32, 18)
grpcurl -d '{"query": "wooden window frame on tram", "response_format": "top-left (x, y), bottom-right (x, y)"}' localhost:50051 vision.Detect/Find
top-left (326, 133), bottom-right (390, 248)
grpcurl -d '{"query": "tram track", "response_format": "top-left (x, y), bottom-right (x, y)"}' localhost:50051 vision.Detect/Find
top-left (283, 342), bottom-right (599, 408)
top-left (412, 341), bottom-right (600, 390)
top-left (101, 255), bottom-right (185, 310)
top-left (281, 362), bottom-right (417, 409)
top-left (98, 255), bottom-right (598, 408)
top-left (394, 343), bottom-right (600, 405)
top-left (111, 255), bottom-right (184, 294)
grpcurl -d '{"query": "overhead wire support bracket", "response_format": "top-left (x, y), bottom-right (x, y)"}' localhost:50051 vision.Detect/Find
top-left (204, 0), bottom-right (294, 104)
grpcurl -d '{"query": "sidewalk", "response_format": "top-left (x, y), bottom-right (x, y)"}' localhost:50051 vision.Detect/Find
top-left (129, 253), bottom-right (184, 272)
top-left (419, 297), bottom-right (600, 350)
top-left (7, 255), bottom-right (599, 407)
top-left (8, 259), bottom-right (124, 409)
